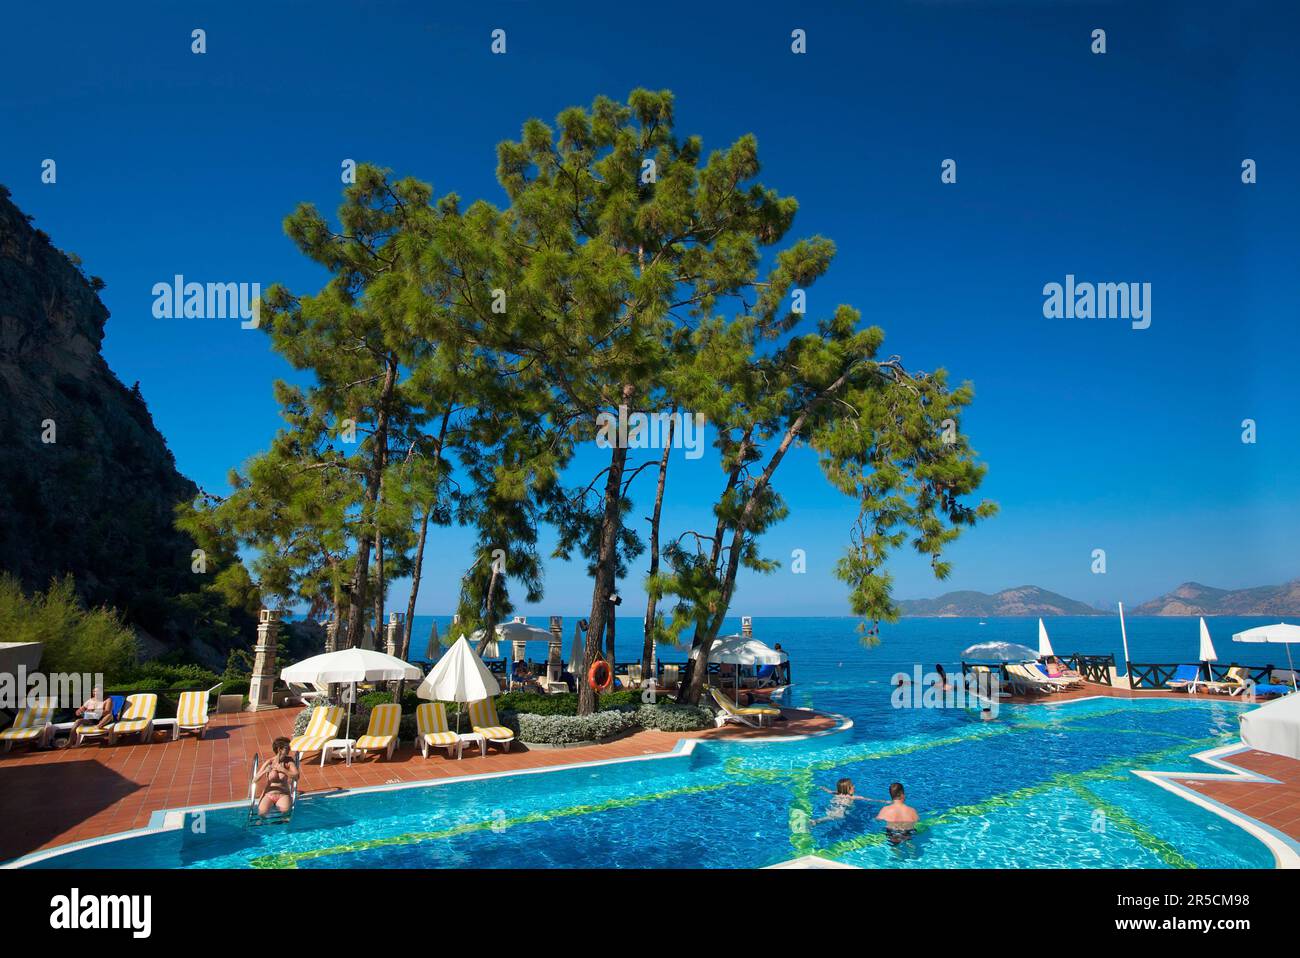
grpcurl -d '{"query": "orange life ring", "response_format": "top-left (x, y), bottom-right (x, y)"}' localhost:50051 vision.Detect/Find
top-left (588, 659), bottom-right (613, 693)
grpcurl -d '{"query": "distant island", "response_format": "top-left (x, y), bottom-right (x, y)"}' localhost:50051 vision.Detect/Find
top-left (898, 586), bottom-right (1103, 617)
top-left (899, 579), bottom-right (1300, 617)
top-left (1130, 580), bottom-right (1300, 617)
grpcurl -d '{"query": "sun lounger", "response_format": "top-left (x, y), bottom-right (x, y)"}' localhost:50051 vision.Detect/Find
top-left (107, 693), bottom-right (158, 744)
top-left (73, 694), bottom-right (125, 746)
top-left (1164, 663), bottom-right (1203, 692)
top-left (289, 705), bottom-right (345, 763)
top-left (1032, 662), bottom-right (1082, 689)
top-left (415, 702), bottom-right (460, 758)
top-left (467, 697), bottom-right (515, 752)
top-left (707, 685), bottom-right (782, 728)
top-left (175, 685), bottom-right (219, 738)
top-left (0, 700), bottom-right (54, 751)
top-left (1005, 664), bottom-right (1057, 695)
top-left (353, 703), bottom-right (401, 760)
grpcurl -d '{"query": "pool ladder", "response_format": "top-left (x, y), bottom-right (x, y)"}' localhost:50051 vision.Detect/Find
top-left (245, 752), bottom-right (298, 827)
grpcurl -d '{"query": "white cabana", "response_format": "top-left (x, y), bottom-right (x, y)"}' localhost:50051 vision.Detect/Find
top-left (708, 634), bottom-right (787, 699)
top-left (708, 634), bottom-right (787, 665)
top-left (1037, 619), bottom-right (1054, 658)
top-left (1198, 617), bottom-right (1217, 663)
top-left (417, 635), bottom-right (501, 731)
top-left (1240, 692), bottom-right (1300, 761)
top-left (281, 648), bottom-right (422, 742)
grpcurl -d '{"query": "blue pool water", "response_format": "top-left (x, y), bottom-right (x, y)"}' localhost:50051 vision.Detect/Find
top-left (22, 616), bottom-right (1286, 869)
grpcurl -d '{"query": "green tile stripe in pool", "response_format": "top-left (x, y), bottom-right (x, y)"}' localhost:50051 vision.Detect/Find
top-left (20, 697), bottom-right (1275, 869)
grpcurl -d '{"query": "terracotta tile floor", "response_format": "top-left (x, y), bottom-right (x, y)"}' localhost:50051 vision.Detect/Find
top-left (0, 706), bottom-right (834, 862)
top-left (1178, 749), bottom-right (1300, 840)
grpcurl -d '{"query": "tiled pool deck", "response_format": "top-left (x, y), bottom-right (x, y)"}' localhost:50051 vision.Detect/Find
top-left (2, 682), bottom-right (1296, 865)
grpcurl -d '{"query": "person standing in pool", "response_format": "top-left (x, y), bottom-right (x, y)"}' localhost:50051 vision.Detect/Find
top-left (876, 782), bottom-right (919, 842)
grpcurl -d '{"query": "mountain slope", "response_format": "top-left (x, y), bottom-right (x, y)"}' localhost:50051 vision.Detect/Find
top-left (1130, 580), bottom-right (1300, 616)
top-left (899, 586), bottom-right (1103, 617)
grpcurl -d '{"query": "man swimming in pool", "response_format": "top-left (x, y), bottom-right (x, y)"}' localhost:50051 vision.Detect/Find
top-left (876, 781), bottom-right (919, 843)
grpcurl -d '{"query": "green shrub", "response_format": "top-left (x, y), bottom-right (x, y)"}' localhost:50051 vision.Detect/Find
top-left (635, 702), bottom-right (712, 732)
top-left (0, 574), bottom-right (137, 679)
top-left (514, 710), bottom-right (637, 745)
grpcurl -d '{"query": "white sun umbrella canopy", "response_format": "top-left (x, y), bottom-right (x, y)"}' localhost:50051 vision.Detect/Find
top-left (1037, 619), bottom-right (1054, 658)
top-left (1233, 622), bottom-right (1300, 690)
top-left (472, 620), bottom-right (551, 659)
top-left (1240, 691), bottom-right (1300, 761)
top-left (709, 634), bottom-right (787, 698)
top-left (417, 635), bottom-right (502, 731)
top-left (1198, 617), bottom-right (1217, 662)
top-left (281, 648), bottom-right (423, 742)
top-left (962, 641), bottom-right (1039, 662)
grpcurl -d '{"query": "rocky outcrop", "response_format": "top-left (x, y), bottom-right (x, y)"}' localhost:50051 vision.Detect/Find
top-left (899, 586), bottom-right (1104, 617)
top-left (1131, 580), bottom-right (1300, 616)
top-left (0, 185), bottom-right (252, 662)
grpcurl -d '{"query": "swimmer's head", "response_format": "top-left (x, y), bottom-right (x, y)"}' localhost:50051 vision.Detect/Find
top-left (836, 778), bottom-right (854, 795)
top-left (889, 781), bottom-right (905, 801)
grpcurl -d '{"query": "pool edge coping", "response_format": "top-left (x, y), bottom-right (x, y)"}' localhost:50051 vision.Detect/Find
top-left (3, 707), bottom-right (854, 869)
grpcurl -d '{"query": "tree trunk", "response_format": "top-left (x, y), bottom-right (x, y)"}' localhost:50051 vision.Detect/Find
top-left (476, 561), bottom-right (503, 657)
top-left (578, 385), bottom-right (635, 715)
top-left (640, 418), bottom-right (674, 681)
top-left (402, 504), bottom-right (431, 661)
top-left (373, 475), bottom-right (385, 648)
top-left (343, 357), bottom-right (398, 649)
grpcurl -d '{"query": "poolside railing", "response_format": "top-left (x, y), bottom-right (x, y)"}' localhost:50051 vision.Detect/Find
top-left (1068, 653), bottom-right (1115, 685)
top-left (1125, 661), bottom-right (1278, 690)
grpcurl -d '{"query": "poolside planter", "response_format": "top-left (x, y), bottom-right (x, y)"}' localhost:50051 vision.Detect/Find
top-left (217, 694), bottom-right (244, 714)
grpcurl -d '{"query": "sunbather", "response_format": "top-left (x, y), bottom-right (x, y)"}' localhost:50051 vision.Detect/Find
top-left (75, 686), bottom-right (114, 731)
top-left (255, 737), bottom-right (300, 816)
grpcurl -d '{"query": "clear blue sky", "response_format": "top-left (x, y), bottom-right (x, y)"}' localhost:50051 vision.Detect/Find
top-left (3, 1), bottom-right (1296, 617)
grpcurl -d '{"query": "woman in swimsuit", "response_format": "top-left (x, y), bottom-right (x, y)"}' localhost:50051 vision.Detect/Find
top-left (255, 737), bottom-right (300, 816)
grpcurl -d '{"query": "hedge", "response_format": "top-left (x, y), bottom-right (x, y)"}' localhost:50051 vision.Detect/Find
top-left (514, 710), bottom-right (637, 745)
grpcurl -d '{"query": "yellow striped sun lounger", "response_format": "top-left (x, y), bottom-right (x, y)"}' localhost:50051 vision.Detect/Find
top-left (109, 693), bottom-right (158, 744)
top-left (467, 698), bottom-right (515, 752)
top-left (0, 701), bottom-right (54, 751)
top-left (415, 703), bottom-right (460, 758)
top-left (289, 705), bottom-right (345, 761)
top-left (353, 703), bottom-right (402, 760)
top-left (708, 686), bottom-right (781, 728)
top-left (175, 687), bottom-right (215, 739)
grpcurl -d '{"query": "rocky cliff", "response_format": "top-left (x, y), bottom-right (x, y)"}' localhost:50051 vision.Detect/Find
top-left (1130, 580), bottom-right (1300, 616)
top-left (0, 185), bottom-right (252, 665)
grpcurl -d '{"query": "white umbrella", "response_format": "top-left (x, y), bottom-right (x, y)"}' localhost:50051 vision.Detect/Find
top-left (709, 634), bottom-right (787, 699)
top-left (962, 641), bottom-right (1038, 662)
top-left (416, 635), bottom-right (501, 731)
top-left (1241, 691), bottom-right (1300, 760)
top-left (281, 647), bottom-right (422, 742)
top-left (1233, 623), bottom-right (1300, 690)
top-left (1198, 617), bottom-right (1217, 662)
top-left (568, 624), bottom-right (586, 674)
top-left (1037, 619), bottom-right (1054, 658)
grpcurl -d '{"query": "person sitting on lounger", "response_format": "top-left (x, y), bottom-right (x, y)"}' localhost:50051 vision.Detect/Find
top-left (75, 686), bottom-right (114, 730)
top-left (876, 782), bottom-right (919, 843)
top-left (255, 737), bottom-right (300, 817)
top-left (1045, 656), bottom-right (1080, 679)
top-left (811, 778), bottom-right (885, 825)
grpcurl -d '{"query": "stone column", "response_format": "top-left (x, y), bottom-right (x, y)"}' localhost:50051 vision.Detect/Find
top-left (324, 616), bottom-right (339, 653)
top-left (742, 615), bottom-right (753, 638)
top-left (547, 615), bottom-right (563, 685)
top-left (247, 608), bottom-right (281, 712)
top-left (511, 617), bottom-right (527, 666)
top-left (385, 611), bottom-right (403, 657)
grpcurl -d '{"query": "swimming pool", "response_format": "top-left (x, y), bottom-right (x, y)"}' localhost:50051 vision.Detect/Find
top-left (18, 696), bottom-right (1279, 869)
